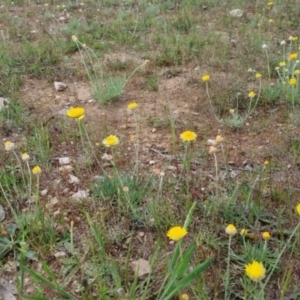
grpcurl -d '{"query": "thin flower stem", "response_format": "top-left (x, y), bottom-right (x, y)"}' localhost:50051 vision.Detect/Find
top-left (0, 182), bottom-right (17, 218)
top-left (133, 111), bottom-right (139, 177)
top-left (264, 48), bottom-right (271, 81)
top-left (36, 175), bottom-right (40, 206)
top-left (205, 82), bottom-right (221, 123)
top-left (259, 221), bottom-right (300, 296)
top-left (26, 161), bottom-right (32, 197)
top-left (12, 150), bottom-right (26, 189)
top-left (224, 235), bottom-right (232, 300)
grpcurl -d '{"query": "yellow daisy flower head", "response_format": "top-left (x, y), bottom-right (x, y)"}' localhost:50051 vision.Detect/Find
top-left (264, 160), bottom-right (270, 166)
top-left (289, 78), bottom-right (297, 85)
top-left (67, 107), bottom-right (85, 119)
top-left (22, 152), bottom-right (30, 162)
top-left (215, 135), bottom-right (224, 144)
top-left (268, 19), bottom-right (274, 23)
top-left (127, 102), bottom-right (137, 110)
top-left (180, 130), bottom-right (197, 142)
top-left (279, 61), bottom-right (286, 67)
top-left (229, 108), bottom-right (235, 114)
top-left (255, 73), bottom-right (262, 79)
top-left (248, 91), bottom-right (256, 98)
top-left (32, 165), bottom-right (42, 175)
top-left (4, 141), bottom-right (15, 152)
top-left (240, 229), bottom-right (248, 236)
top-left (225, 224), bottom-right (237, 236)
top-left (167, 226), bottom-right (188, 241)
top-left (201, 74), bottom-right (210, 82)
top-left (267, 1), bottom-right (273, 6)
top-left (262, 231), bottom-right (271, 240)
top-left (245, 260), bottom-right (266, 282)
top-left (288, 53), bottom-right (298, 61)
top-left (71, 35), bottom-right (78, 42)
top-left (181, 294), bottom-right (189, 300)
top-left (296, 203), bottom-right (300, 216)
top-left (209, 146), bottom-right (217, 154)
top-left (102, 135), bottom-right (120, 147)
top-left (294, 70), bottom-right (300, 75)
top-left (289, 36), bottom-right (298, 42)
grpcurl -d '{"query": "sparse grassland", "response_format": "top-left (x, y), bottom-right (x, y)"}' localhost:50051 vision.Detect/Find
top-left (1, 0), bottom-right (300, 299)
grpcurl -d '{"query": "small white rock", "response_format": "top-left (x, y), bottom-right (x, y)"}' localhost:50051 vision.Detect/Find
top-left (59, 157), bottom-right (71, 165)
top-left (149, 160), bottom-right (156, 165)
top-left (229, 9), bottom-right (244, 17)
top-left (54, 251), bottom-right (67, 258)
top-left (54, 81), bottom-right (67, 91)
top-left (68, 174), bottom-right (80, 185)
top-left (40, 189), bottom-right (48, 196)
top-left (59, 165), bottom-right (73, 173)
top-left (71, 190), bottom-right (89, 200)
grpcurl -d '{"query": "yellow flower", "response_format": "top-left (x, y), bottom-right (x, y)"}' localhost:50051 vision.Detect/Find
top-left (22, 153), bottom-right (30, 162)
top-left (268, 19), bottom-right (274, 23)
top-left (289, 78), bottom-right (297, 85)
top-left (264, 160), bottom-right (270, 166)
top-left (279, 61), bottom-right (286, 67)
top-left (102, 135), bottom-right (120, 147)
top-left (294, 70), bottom-right (300, 75)
top-left (67, 107), bottom-right (85, 119)
top-left (296, 203), bottom-right (300, 216)
top-left (180, 130), bottom-right (197, 142)
top-left (4, 141), bottom-right (15, 152)
top-left (32, 166), bottom-right (42, 175)
top-left (289, 36), bottom-right (298, 42)
top-left (127, 102), bottom-right (137, 110)
top-left (288, 53), bottom-right (298, 61)
top-left (245, 260), bottom-right (266, 282)
top-left (255, 73), bottom-right (262, 79)
top-left (167, 226), bottom-right (187, 241)
top-left (248, 91), bottom-right (256, 98)
top-left (240, 229), bottom-right (255, 239)
top-left (201, 75), bottom-right (210, 82)
top-left (225, 224), bottom-right (237, 236)
top-left (229, 108), bottom-right (235, 114)
top-left (262, 231), bottom-right (271, 240)
top-left (240, 229), bottom-right (248, 236)
top-left (181, 294), bottom-right (189, 300)
top-left (209, 146), bottom-right (217, 154)
top-left (215, 135), bottom-right (224, 144)
top-left (267, 1), bottom-right (273, 6)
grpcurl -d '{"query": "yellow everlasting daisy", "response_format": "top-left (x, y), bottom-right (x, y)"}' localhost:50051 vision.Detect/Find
top-left (67, 107), bottom-right (85, 119)
top-left (21, 153), bottom-right (30, 161)
top-left (4, 141), bottom-right (15, 152)
top-left (294, 70), bottom-right (300, 75)
top-left (215, 135), bottom-right (224, 144)
top-left (296, 203), bottom-right (300, 216)
top-left (288, 53), bottom-right (298, 61)
top-left (255, 73), bottom-right (262, 79)
top-left (279, 61), bottom-right (286, 67)
top-left (262, 231), bottom-right (271, 240)
top-left (225, 224), bottom-right (237, 236)
top-left (289, 78), bottom-right (297, 85)
top-left (32, 165), bottom-right (42, 175)
top-left (167, 226), bottom-right (187, 241)
top-left (201, 75), bottom-right (210, 82)
top-left (127, 102), bottom-right (137, 110)
top-left (102, 135), bottom-right (120, 147)
top-left (248, 91), bottom-right (256, 98)
top-left (180, 130), bottom-right (197, 142)
top-left (245, 260), bottom-right (266, 282)
top-left (181, 294), bottom-right (189, 300)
